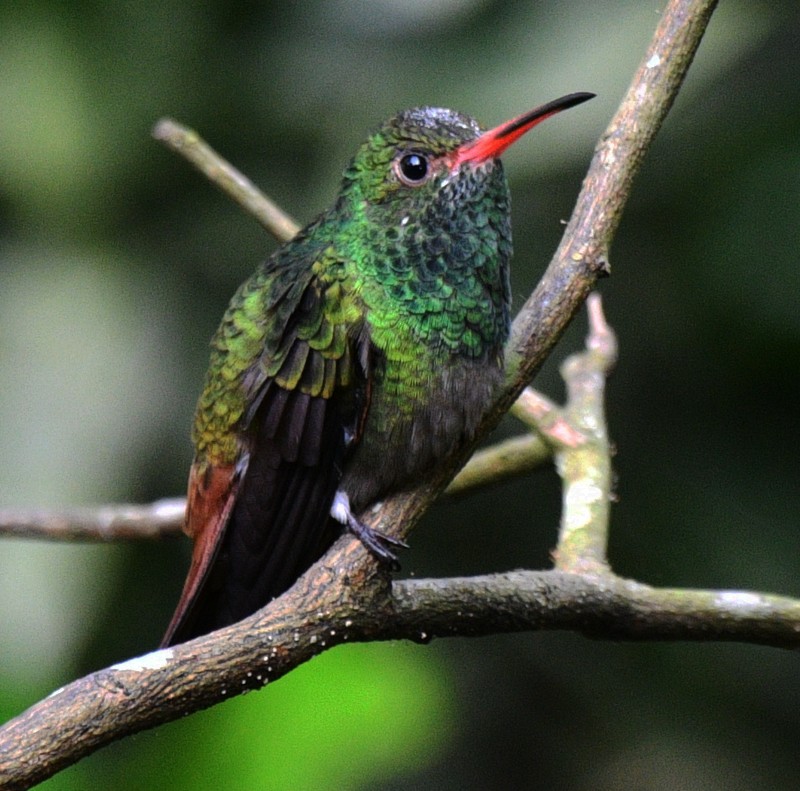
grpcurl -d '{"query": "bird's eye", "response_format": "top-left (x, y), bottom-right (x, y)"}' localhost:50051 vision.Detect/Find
top-left (394, 153), bottom-right (430, 186)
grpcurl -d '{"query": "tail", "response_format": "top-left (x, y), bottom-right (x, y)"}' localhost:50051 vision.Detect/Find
top-left (162, 417), bottom-right (344, 647)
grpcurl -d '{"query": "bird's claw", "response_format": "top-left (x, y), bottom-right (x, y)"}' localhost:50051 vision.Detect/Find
top-left (345, 513), bottom-right (407, 571)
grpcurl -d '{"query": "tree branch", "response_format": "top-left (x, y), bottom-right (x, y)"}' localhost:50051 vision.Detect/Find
top-left (552, 293), bottom-right (616, 573)
top-left (499, 0), bottom-right (719, 398)
top-left (391, 573), bottom-right (800, 647)
top-left (0, 499), bottom-right (186, 542)
top-left (443, 433), bottom-right (549, 497)
top-left (152, 118), bottom-right (300, 242)
top-left (0, 435), bottom-right (549, 542)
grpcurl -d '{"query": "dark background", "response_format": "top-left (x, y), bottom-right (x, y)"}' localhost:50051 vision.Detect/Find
top-left (1, 2), bottom-right (798, 789)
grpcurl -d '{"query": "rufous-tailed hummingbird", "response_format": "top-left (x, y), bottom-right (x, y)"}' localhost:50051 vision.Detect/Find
top-left (162, 92), bottom-right (594, 646)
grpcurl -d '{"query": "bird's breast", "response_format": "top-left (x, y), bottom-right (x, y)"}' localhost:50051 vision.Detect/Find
top-left (339, 348), bottom-right (503, 510)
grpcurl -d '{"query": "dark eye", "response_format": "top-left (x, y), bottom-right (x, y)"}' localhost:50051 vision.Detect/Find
top-left (395, 153), bottom-right (429, 186)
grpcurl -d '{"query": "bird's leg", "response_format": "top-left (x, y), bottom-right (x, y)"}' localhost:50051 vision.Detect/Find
top-left (330, 490), bottom-right (407, 570)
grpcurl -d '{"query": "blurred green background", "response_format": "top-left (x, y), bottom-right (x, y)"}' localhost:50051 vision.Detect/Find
top-left (1, 1), bottom-right (799, 789)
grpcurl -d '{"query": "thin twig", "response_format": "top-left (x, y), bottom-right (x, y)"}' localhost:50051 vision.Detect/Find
top-left (0, 499), bottom-right (186, 542)
top-left (444, 434), bottom-right (550, 496)
top-left (552, 293), bottom-right (615, 573)
top-left (0, 437), bottom-right (551, 542)
top-left (153, 118), bottom-right (300, 242)
top-left (511, 388), bottom-right (586, 449)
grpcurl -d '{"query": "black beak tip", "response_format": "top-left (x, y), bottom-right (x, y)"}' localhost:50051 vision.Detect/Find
top-left (564, 91), bottom-right (597, 109)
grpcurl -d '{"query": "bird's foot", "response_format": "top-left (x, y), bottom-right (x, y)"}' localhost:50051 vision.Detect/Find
top-left (330, 491), bottom-right (408, 570)
top-left (345, 512), bottom-right (407, 570)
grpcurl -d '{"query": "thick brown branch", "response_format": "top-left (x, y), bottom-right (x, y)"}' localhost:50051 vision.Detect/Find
top-left (2, 559), bottom-right (797, 790)
top-left (498, 0), bottom-right (718, 399)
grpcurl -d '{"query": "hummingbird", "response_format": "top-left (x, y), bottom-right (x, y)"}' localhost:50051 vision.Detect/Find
top-left (162, 92), bottom-right (594, 646)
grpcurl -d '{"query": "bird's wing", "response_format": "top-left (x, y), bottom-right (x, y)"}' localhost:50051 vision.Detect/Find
top-left (160, 458), bottom-right (242, 647)
top-left (162, 254), bottom-right (369, 647)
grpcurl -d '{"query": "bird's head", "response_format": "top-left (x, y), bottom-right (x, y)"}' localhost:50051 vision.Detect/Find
top-left (339, 93), bottom-right (595, 221)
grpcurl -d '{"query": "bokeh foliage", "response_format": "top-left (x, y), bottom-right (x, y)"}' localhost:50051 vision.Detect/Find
top-left (1, 2), bottom-right (798, 789)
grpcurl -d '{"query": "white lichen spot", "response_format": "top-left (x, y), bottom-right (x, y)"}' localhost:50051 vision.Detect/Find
top-left (716, 591), bottom-right (763, 609)
top-left (646, 53), bottom-right (661, 68)
top-left (344, 619), bottom-right (353, 628)
top-left (310, 634), bottom-right (318, 644)
top-left (564, 479), bottom-right (603, 530)
top-left (330, 629), bottom-right (336, 637)
top-left (112, 647), bottom-right (173, 672)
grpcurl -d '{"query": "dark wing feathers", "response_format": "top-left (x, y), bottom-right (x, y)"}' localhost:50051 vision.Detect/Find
top-left (162, 265), bottom-right (368, 646)
top-left (299, 395), bottom-right (327, 466)
top-left (220, 392), bottom-right (344, 625)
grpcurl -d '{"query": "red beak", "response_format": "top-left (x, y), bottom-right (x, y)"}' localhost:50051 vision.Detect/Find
top-left (452, 92), bottom-right (595, 168)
